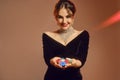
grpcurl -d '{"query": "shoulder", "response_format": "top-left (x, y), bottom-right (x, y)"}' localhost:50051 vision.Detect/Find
top-left (42, 32), bottom-right (50, 39)
top-left (42, 31), bottom-right (57, 40)
top-left (82, 30), bottom-right (90, 41)
top-left (42, 32), bottom-right (53, 43)
top-left (77, 30), bottom-right (90, 39)
top-left (75, 29), bottom-right (89, 35)
top-left (42, 31), bottom-right (51, 35)
top-left (83, 30), bottom-right (89, 36)
top-left (43, 31), bottom-right (57, 35)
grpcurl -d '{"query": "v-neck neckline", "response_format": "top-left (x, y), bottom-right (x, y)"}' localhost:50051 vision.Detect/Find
top-left (44, 30), bottom-right (85, 46)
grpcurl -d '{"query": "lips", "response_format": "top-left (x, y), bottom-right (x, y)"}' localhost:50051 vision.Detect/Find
top-left (61, 23), bottom-right (69, 27)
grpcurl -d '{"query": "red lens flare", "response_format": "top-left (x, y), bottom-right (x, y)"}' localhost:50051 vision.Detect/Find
top-left (95, 11), bottom-right (120, 31)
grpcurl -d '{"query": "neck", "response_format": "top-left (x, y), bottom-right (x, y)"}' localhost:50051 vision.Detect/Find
top-left (57, 26), bottom-right (75, 34)
top-left (56, 26), bottom-right (75, 42)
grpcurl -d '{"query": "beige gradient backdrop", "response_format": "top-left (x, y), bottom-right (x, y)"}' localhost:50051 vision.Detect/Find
top-left (0, 0), bottom-right (120, 80)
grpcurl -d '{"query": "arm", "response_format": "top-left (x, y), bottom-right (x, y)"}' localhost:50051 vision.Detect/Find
top-left (42, 33), bottom-right (54, 66)
top-left (42, 33), bottom-right (63, 68)
top-left (66, 31), bottom-right (89, 68)
top-left (75, 31), bottom-right (89, 68)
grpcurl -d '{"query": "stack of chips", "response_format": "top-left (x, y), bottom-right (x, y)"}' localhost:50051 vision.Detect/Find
top-left (56, 58), bottom-right (68, 67)
top-left (56, 58), bottom-right (72, 67)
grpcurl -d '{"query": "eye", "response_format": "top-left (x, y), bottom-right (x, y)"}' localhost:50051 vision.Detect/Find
top-left (66, 15), bottom-right (72, 18)
top-left (57, 15), bottom-right (63, 19)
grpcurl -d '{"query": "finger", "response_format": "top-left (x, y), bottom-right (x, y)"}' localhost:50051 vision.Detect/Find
top-left (54, 62), bottom-right (63, 68)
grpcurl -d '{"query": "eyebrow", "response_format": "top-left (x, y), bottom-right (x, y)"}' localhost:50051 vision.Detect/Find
top-left (57, 14), bottom-right (73, 18)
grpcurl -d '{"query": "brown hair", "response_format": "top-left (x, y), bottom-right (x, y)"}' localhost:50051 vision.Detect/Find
top-left (54, 0), bottom-right (76, 18)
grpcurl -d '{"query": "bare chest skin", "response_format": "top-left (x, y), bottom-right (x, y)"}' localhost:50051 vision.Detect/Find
top-left (44, 27), bottom-right (84, 46)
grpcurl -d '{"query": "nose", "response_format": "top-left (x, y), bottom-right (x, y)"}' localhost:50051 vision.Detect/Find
top-left (62, 17), bottom-right (67, 23)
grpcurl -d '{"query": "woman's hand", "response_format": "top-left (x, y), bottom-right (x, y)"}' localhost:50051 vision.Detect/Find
top-left (50, 57), bottom-right (82, 69)
top-left (50, 57), bottom-right (63, 68)
top-left (65, 58), bottom-right (82, 68)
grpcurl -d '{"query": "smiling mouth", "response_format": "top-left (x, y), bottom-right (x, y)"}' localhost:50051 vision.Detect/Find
top-left (61, 23), bottom-right (69, 27)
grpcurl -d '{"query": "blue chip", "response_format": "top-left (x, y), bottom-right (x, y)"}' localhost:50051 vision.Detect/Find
top-left (60, 61), bottom-right (66, 67)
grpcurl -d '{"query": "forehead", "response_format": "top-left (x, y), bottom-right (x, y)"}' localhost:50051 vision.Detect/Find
top-left (58, 8), bottom-right (72, 16)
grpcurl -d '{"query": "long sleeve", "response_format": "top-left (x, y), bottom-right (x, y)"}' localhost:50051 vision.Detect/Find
top-left (42, 33), bottom-right (54, 66)
top-left (74, 30), bottom-right (89, 68)
top-left (42, 31), bottom-right (89, 68)
top-left (42, 31), bottom-right (89, 80)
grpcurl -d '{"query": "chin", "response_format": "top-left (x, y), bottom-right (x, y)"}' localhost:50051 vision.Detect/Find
top-left (61, 27), bottom-right (69, 30)
top-left (61, 26), bottom-right (70, 30)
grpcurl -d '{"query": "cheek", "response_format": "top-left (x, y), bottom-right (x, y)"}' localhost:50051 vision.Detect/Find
top-left (68, 19), bottom-right (74, 23)
top-left (56, 19), bottom-right (62, 24)
top-left (69, 19), bottom-right (72, 22)
top-left (56, 18), bottom-right (74, 24)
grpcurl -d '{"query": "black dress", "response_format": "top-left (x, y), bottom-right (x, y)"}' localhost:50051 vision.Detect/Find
top-left (42, 30), bottom-right (89, 80)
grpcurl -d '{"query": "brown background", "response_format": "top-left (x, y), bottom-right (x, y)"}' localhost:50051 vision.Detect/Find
top-left (0, 0), bottom-right (120, 80)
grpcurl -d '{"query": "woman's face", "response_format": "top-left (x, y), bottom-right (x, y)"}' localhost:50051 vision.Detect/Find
top-left (56, 7), bottom-right (74, 30)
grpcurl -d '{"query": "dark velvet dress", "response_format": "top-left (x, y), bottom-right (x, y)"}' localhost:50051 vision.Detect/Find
top-left (42, 30), bottom-right (89, 80)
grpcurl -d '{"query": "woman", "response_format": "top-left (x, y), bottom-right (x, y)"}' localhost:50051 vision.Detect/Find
top-left (42, 0), bottom-right (89, 80)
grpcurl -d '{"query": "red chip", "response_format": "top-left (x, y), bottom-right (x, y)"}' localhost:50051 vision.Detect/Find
top-left (65, 59), bottom-right (69, 63)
